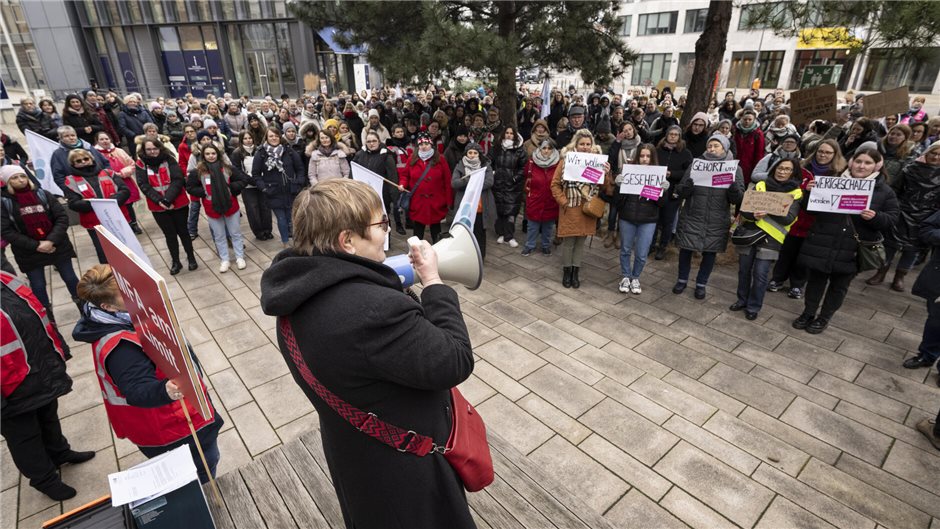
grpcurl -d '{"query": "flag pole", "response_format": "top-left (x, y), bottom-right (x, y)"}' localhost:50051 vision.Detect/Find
top-left (180, 399), bottom-right (223, 508)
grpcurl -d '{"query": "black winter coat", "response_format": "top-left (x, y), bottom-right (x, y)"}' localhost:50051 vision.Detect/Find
top-left (616, 188), bottom-right (666, 225)
top-left (117, 107), bottom-right (154, 145)
top-left (490, 140), bottom-right (527, 216)
top-left (62, 110), bottom-right (104, 145)
top-left (912, 210), bottom-right (940, 301)
top-left (1, 188), bottom-right (76, 272)
top-left (251, 147), bottom-right (306, 210)
top-left (799, 175), bottom-right (900, 275)
top-left (15, 110), bottom-right (58, 140)
top-left (674, 152), bottom-right (745, 253)
top-left (260, 250), bottom-right (476, 529)
top-left (1, 285), bottom-right (71, 417)
top-left (352, 147), bottom-right (397, 197)
top-left (657, 144), bottom-right (694, 187)
top-left (887, 160), bottom-right (940, 250)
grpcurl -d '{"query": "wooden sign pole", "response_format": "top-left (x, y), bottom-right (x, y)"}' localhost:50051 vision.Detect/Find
top-left (180, 399), bottom-right (224, 508)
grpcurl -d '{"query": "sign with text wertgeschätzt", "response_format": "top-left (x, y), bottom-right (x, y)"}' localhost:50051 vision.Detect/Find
top-left (689, 159), bottom-right (738, 189)
top-left (807, 176), bottom-right (874, 214)
top-left (563, 152), bottom-right (608, 184)
top-left (619, 164), bottom-right (667, 199)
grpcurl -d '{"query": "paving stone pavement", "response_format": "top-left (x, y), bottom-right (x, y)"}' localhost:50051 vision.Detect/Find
top-left (2, 201), bottom-right (940, 529)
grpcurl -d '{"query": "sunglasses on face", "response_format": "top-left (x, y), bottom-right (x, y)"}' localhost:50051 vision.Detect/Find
top-left (367, 214), bottom-right (390, 233)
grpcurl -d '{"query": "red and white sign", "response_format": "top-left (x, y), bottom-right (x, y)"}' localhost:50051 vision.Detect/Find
top-left (95, 226), bottom-right (211, 419)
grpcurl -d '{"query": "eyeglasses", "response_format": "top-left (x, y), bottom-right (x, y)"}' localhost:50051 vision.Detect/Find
top-left (776, 167), bottom-right (794, 173)
top-left (367, 214), bottom-right (390, 233)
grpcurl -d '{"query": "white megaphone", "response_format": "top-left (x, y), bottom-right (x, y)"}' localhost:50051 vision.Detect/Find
top-left (383, 222), bottom-right (483, 290)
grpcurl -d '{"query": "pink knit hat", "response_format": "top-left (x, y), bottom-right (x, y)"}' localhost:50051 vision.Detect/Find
top-left (0, 164), bottom-right (27, 185)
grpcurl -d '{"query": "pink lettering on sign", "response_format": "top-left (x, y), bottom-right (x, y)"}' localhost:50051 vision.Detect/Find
top-left (581, 166), bottom-right (603, 184)
top-left (640, 185), bottom-right (662, 200)
top-left (838, 195), bottom-right (868, 211)
top-left (712, 172), bottom-right (733, 187)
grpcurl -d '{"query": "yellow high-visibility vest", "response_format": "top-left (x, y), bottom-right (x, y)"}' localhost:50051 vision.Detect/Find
top-left (752, 181), bottom-right (803, 244)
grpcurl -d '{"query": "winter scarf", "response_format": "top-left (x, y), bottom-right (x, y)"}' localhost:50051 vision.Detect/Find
top-left (418, 149), bottom-right (434, 161)
top-left (13, 191), bottom-right (53, 240)
top-left (462, 155), bottom-right (481, 172)
top-left (532, 141), bottom-right (560, 169)
top-left (83, 303), bottom-right (133, 326)
top-left (205, 160), bottom-right (233, 215)
top-left (809, 159), bottom-right (830, 176)
top-left (263, 143), bottom-right (286, 179)
top-left (736, 119), bottom-right (759, 134)
top-left (618, 136), bottom-right (641, 169)
top-left (69, 164), bottom-right (99, 180)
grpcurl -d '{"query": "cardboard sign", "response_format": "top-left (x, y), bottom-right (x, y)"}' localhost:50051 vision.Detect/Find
top-left (863, 86), bottom-right (910, 119)
top-left (656, 79), bottom-right (677, 94)
top-left (563, 152), bottom-right (608, 184)
top-left (95, 226), bottom-right (211, 419)
top-left (807, 176), bottom-right (874, 214)
top-left (740, 189), bottom-right (795, 216)
top-left (689, 159), bottom-right (738, 189)
top-left (619, 164), bottom-right (667, 199)
top-left (790, 84), bottom-right (837, 125)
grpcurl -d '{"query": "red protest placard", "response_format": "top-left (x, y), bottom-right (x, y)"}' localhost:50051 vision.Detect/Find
top-left (94, 226), bottom-right (211, 419)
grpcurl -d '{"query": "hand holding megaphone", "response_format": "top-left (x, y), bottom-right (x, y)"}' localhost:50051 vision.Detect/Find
top-left (407, 237), bottom-right (443, 287)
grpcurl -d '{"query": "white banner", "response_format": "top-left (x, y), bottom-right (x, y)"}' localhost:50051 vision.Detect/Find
top-left (88, 199), bottom-right (152, 267)
top-left (807, 176), bottom-right (874, 214)
top-left (540, 77), bottom-right (551, 119)
top-left (619, 164), bottom-right (667, 199)
top-left (689, 158), bottom-right (738, 189)
top-left (563, 152), bottom-right (608, 184)
top-left (350, 162), bottom-right (389, 250)
top-left (24, 129), bottom-right (64, 196)
top-left (451, 167), bottom-right (487, 233)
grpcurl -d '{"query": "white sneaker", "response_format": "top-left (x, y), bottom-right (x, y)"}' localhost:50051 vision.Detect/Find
top-left (618, 277), bottom-right (631, 293)
top-left (236, 258), bottom-right (247, 270)
top-left (496, 236), bottom-right (505, 244)
top-left (219, 260), bottom-right (230, 273)
top-left (630, 278), bottom-right (642, 294)
top-left (508, 239), bottom-right (519, 248)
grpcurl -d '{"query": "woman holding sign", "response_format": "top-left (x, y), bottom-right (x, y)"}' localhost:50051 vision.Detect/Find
top-left (616, 144), bottom-right (666, 294)
top-left (550, 129), bottom-right (611, 289)
top-left (794, 148), bottom-right (899, 334)
top-left (72, 265), bottom-right (223, 484)
top-left (672, 134), bottom-right (744, 299)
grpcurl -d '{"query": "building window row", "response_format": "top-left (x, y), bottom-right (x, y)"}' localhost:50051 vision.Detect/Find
top-left (77, 0), bottom-right (289, 27)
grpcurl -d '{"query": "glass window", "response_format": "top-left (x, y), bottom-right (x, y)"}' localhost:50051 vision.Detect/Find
top-left (111, 27), bottom-right (129, 53)
top-left (158, 27), bottom-right (181, 51)
top-left (631, 53), bottom-right (671, 85)
top-left (147, 1), bottom-right (165, 23)
top-left (91, 27), bottom-right (107, 52)
top-left (105, 1), bottom-right (121, 25)
top-left (274, 0), bottom-right (287, 17)
top-left (242, 24), bottom-right (276, 49)
top-left (675, 53), bottom-right (696, 86)
top-left (179, 26), bottom-right (203, 50)
top-left (162, 0), bottom-right (178, 22)
top-left (617, 15), bottom-right (631, 37)
top-left (788, 49), bottom-right (853, 90)
top-left (202, 26), bottom-right (218, 50)
top-left (684, 8), bottom-right (708, 33)
top-left (276, 22), bottom-right (297, 95)
top-left (126, 1), bottom-right (143, 24)
top-left (637, 11), bottom-right (678, 36)
top-left (728, 50), bottom-right (786, 89)
top-left (248, 1), bottom-right (262, 19)
top-left (739, 2), bottom-right (791, 30)
top-left (197, 1), bottom-right (213, 21)
top-left (83, 0), bottom-right (99, 25)
top-left (220, 1), bottom-right (235, 20)
top-left (862, 48), bottom-right (940, 93)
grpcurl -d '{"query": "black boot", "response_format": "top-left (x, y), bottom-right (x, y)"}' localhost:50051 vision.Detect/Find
top-left (36, 479), bottom-right (77, 501)
top-left (865, 265), bottom-right (889, 285)
top-left (169, 261), bottom-right (183, 275)
top-left (571, 267), bottom-right (580, 289)
top-left (187, 254), bottom-right (199, 271)
top-left (130, 222), bottom-right (143, 235)
top-left (55, 450), bottom-right (96, 466)
top-left (562, 267), bottom-right (572, 288)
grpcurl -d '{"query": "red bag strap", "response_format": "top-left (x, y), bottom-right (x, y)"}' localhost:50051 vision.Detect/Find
top-left (278, 317), bottom-right (438, 456)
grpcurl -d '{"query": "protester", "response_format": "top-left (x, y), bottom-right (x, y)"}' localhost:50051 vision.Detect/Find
top-left (616, 144), bottom-right (666, 294)
top-left (794, 148), bottom-right (899, 334)
top-left (136, 139), bottom-right (197, 274)
top-left (452, 141), bottom-right (495, 259)
top-left (652, 125), bottom-right (694, 260)
top-left (62, 94), bottom-right (103, 144)
top-left (72, 265), bottom-right (222, 484)
top-left (491, 126), bottom-right (526, 248)
top-left (353, 130), bottom-right (401, 233)
top-left (231, 131), bottom-right (272, 241)
top-left (401, 132), bottom-right (452, 243)
top-left (308, 130), bottom-right (350, 185)
top-left (61, 149), bottom-right (130, 264)
top-left (1, 272), bottom-right (93, 501)
top-left (253, 128), bottom-right (305, 246)
top-left (16, 97), bottom-right (59, 140)
top-left (117, 96), bottom-right (154, 153)
top-left (522, 140), bottom-right (560, 256)
top-left (186, 144), bottom-right (247, 272)
top-left (50, 126), bottom-right (111, 190)
top-left (604, 121), bottom-right (643, 249)
top-left (906, 210), bottom-right (940, 378)
top-left (733, 110), bottom-right (765, 186)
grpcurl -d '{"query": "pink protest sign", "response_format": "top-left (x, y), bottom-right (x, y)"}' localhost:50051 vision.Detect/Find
top-left (581, 166), bottom-right (604, 184)
top-left (640, 185), bottom-right (662, 200)
top-left (712, 173), bottom-right (734, 187)
top-left (838, 195), bottom-right (869, 211)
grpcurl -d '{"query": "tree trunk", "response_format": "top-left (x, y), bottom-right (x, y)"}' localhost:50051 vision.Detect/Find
top-left (681, 0), bottom-right (732, 128)
top-left (496, 1), bottom-right (518, 131)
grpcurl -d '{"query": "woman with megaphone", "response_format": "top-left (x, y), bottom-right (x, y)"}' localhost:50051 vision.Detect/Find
top-left (260, 179), bottom-right (478, 529)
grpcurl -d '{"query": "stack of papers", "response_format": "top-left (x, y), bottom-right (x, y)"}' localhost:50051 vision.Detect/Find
top-left (107, 445), bottom-right (198, 507)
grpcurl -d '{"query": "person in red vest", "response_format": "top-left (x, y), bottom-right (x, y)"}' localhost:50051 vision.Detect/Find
top-left (61, 149), bottom-right (131, 264)
top-left (1, 272), bottom-right (94, 501)
top-left (72, 264), bottom-right (223, 483)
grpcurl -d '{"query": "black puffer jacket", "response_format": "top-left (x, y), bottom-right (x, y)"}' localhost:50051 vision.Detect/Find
top-left (657, 144), bottom-right (694, 188)
top-left (490, 134), bottom-right (527, 216)
top-left (674, 152), bottom-right (745, 253)
top-left (15, 109), bottom-right (58, 140)
top-left (887, 160), bottom-right (940, 250)
top-left (1, 188), bottom-right (76, 272)
top-left (1, 284), bottom-right (71, 417)
top-left (912, 210), bottom-right (940, 301)
top-left (799, 173), bottom-right (900, 275)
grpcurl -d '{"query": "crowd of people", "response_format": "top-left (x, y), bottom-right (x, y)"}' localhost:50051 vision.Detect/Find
top-left (2, 79), bottom-right (939, 509)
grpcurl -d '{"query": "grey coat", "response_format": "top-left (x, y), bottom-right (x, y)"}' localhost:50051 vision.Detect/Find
top-left (675, 153), bottom-right (745, 253)
top-left (452, 161), bottom-right (496, 231)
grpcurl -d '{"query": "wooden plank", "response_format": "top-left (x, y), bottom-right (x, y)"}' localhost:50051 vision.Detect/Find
top-left (468, 488), bottom-right (526, 529)
top-left (299, 430), bottom-right (332, 481)
top-left (284, 436), bottom-right (346, 528)
top-left (488, 433), bottom-right (615, 529)
top-left (203, 484), bottom-right (236, 529)
top-left (487, 445), bottom-right (590, 529)
top-left (240, 458), bottom-right (299, 529)
top-left (470, 505), bottom-right (494, 529)
top-left (216, 469), bottom-right (268, 529)
top-left (259, 447), bottom-right (332, 529)
top-left (481, 475), bottom-right (555, 528)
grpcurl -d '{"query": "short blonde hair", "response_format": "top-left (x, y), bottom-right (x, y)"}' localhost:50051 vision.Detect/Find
top-left (67, 149), bottom-right (95, 165)
top-left (77, 264), bottom-right (121, 307)
top-left (292, 179), bottom-right (383, 255)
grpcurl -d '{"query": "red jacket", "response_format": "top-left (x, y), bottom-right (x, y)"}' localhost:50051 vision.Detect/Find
top-left (733, 129), bottom-right (765, 185)
top-left (400, 157), bottom-right (453, 225)
top-left (524, 159), bottom-right (559, 222)
top-left (62, 170), bottom-right (130, 228)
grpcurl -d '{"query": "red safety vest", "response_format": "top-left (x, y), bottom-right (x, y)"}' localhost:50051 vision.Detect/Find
top-left (63, 171), bottom-right (130, 228)
top-left (137, 160), bottom-right (189, 211)
top-left (196, 167), bottom-right (239, 219)
top-left (0, 272), bottom-right (67, 398)
top-left (93, 330), bottom-right (215, 447)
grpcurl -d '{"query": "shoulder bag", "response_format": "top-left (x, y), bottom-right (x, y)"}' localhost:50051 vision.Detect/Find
top-left (579, 186), bottom-right (606, 219)
top-left (846, 216), bottom-right (885, 272)
top-left (731, 221), bottom-right (767, 247)
top-left (397, 162), bottom-right (433, 213)
top-left (278, 317), bottom-right (494, 492)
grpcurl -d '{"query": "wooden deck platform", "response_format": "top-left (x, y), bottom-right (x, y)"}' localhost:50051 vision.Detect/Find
top-left (205, 430), bottom-right (614, 529)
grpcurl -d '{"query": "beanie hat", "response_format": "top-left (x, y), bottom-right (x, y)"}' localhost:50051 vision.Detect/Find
top-left (0, 164), bottom-right (26, 184)
top-left (707, 133), bottom-right (731, 153)
top-left (196, 130), bottom-right (212, 141)
top-left (416, 132), bottom-right (432, 145)
top-left (368, 108), bottom-right (379, 118)
top-left (282, 122), bottom-right (296, 132)
top-left (455, 125), bottom-right (469, 137)
top-left (203, 118), bottom-right (218, 129)
top-left (568, 104), bottom-right (586, 117)
top-left (689, 112), bottom-right (710, 127)
top-left (594, 117), bottom-right (612, 135)
top-left (464, 141), bottom-right (483, 154)
top-left (149, 102), bottom-right (162, 111)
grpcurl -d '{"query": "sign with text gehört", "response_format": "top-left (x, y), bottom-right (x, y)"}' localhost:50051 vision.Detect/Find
top-left (807, 176), bottom-right (874, 214)
top-left (689, 159), bottom-right (738, 189)
top-left (619, 164), bottom-right (667, 199)
top-left (563, 152), bottom-right (608, 184)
